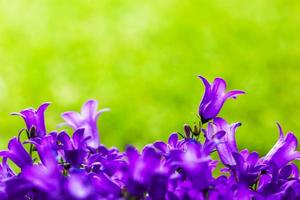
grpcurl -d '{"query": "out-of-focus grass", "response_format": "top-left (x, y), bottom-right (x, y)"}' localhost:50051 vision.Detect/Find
top-left (0, 0), bottom-right (300, 155)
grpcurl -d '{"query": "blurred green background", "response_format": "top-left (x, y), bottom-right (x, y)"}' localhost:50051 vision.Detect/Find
top-left (0, 0), bottom-right (300, 155)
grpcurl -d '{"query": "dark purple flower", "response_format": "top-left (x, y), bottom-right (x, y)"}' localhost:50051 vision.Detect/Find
top-left (198, 76), bottom-right (244, 123)
top-left (19, 135), bottom-right (63, 198)
top-left (61, 100), bottom-right (109, 148)
top-left (57, 128), bottom-right (90, 167)
top-left (0, 76), bottom-right (300, 199)
top-left (29, 133), bottom-right (59, 169)
top-left (0, 137), bottom-right (32, 169)
top-left (229, 149), bottom-right (263, 186)
top-left (12, 103), bottom-right (50, 137)
top-left (86, 145), bottom-right (125, 176)
top-left (170, 142), bottom-right (213, 191)
top-left (262, 123), bottom-right (300, 169)
top-left (257, 163), bottom-right (300, 198)
top-left (124, 146), bottom-right (167, 198)
top-left (4, 176), bottom-right (48, 200)
top-left (90, 171), bottom-right (122, 198)
top-left (152, 133), bottom-right (185, 157)
top-left (21, 164), bottom-right (62, 196)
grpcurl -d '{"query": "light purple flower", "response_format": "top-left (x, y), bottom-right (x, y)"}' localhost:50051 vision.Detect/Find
top-left (198, 76), bottom-right (244, 123)
top-left (61, 100), bottom-right (109, 148)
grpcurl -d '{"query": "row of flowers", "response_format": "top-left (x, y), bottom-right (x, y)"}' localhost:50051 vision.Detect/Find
top-left (0, 76), bottom-right (299, 199)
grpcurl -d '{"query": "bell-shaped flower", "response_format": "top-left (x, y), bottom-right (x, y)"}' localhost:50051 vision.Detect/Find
top-left (28, 133), bottom-right (58, 170)
top-left (198, 76), bottom-right (244, 123)
top-left (20, 135), bottom-right (62, 197)
top-left (257, 163), bottom-right (300, 198)
top-left (230, 150), bottom-right (263, 186)
top-left (152, 133), bottom-right (186, 157)
top-left (90, 171), bottom-right (122, 198)
top-left (57, 128), bottom-right (90, 167)
top-left (169, 142), bottom-right (213, 191)
top-left (124, 146), bottom-right (168, 198)
top-left (0, 137), bottom-right (32, 169)
top-left (61, 100), bottom-right (109, 148)
top-left (263, 123), bottom-right (300, 169)
top-left (12, 103), bottom-right (50, 137)
top-left (205, 117), bottom-right (241, 165)
top-left (86, 145), bottom-right (125, 176)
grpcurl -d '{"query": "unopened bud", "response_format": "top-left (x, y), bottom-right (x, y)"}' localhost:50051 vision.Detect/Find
top-left (184, 124), bottom-right (192, 138)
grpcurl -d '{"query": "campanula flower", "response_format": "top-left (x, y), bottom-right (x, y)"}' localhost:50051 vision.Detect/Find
top-left (57, 128), bottom-right (89, 167)
top-left (61, 100), bottom-right (109, 148)
top-left (152, 133), bottom-right (186, 157)
top-left (205, 117), bottom-right (241, 165)
top-left (0, 76), bottom-right (300, 199)
top-left (12, 103), bottom-right (50, 137)
top-left (263, 123), bottom-right (300, 169)
top-left (198, 76), bottom-right (244, 123)
top-left (0, 137), bottom-right (32, 169)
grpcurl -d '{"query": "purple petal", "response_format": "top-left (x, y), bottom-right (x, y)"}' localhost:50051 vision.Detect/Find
top-left (168, 133), bottom-right (178, 147)
top-left (246, 152), bottom-right (259, 167)
top-left (57, 131), bottom-right (72, 150)
top-left (61, 112), bottom-right (81, 129)
top-left (279, 165), bottom-right (293, 179)
top-left (126, 146), bottom-right (139, 164)
top-left (72, 128), bottom-right (86, 149)
top-left (198, 76), bottom-right (212, 106)
top-left (153, 141), bottom-right (167, 153)
top-left (211, 78), bottom-right (227, 97)
top-left (290, 163), bottom-right (299, 178)
top-left (224, 90), bottom-right (245, 99)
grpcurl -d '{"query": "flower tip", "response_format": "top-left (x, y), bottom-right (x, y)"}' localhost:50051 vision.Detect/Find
top-left (42, 102), bottom-right (51, 106)
top-left (10, 112), bottom-right (22, 116)
top-left (37, 102), bottom-right (51, 112)
top-left (84, 99), bottom-right (98, 107)
top-left (197, 75), bottom-right (209, 83)
top-left (276, 122), bottom-right (284, 138)
top-left (100, 108), bottom-right (110, 113)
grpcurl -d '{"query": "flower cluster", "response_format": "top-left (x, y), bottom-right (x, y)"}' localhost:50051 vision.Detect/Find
top-left (1, 76), bottom-right (300, 199)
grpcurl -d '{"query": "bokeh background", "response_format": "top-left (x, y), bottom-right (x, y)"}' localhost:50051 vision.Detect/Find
top-left (0, 0), bottom-right (300, 155)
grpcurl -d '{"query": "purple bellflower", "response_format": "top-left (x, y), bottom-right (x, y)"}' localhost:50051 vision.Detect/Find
top-left (152, 133), bottom-right (185, 157)
top-left (57, 128), bottom-right (90, 167)
top-left (124, 146), bottom-right (167, 198)
top-left (61, 100), bottom-right (109, 148)
top-left (12, 103), bottom-right (50, 137)
top-left (262, 123), bottom-right (300, 169)
top-left (1, 76), bottom-right (300, 199)
top-left (204, 117), bottom-right (241, 166)
top-left (198, 76), bottom-right (244, 123)
top-left (0, 137), bottom-right (32, 169)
